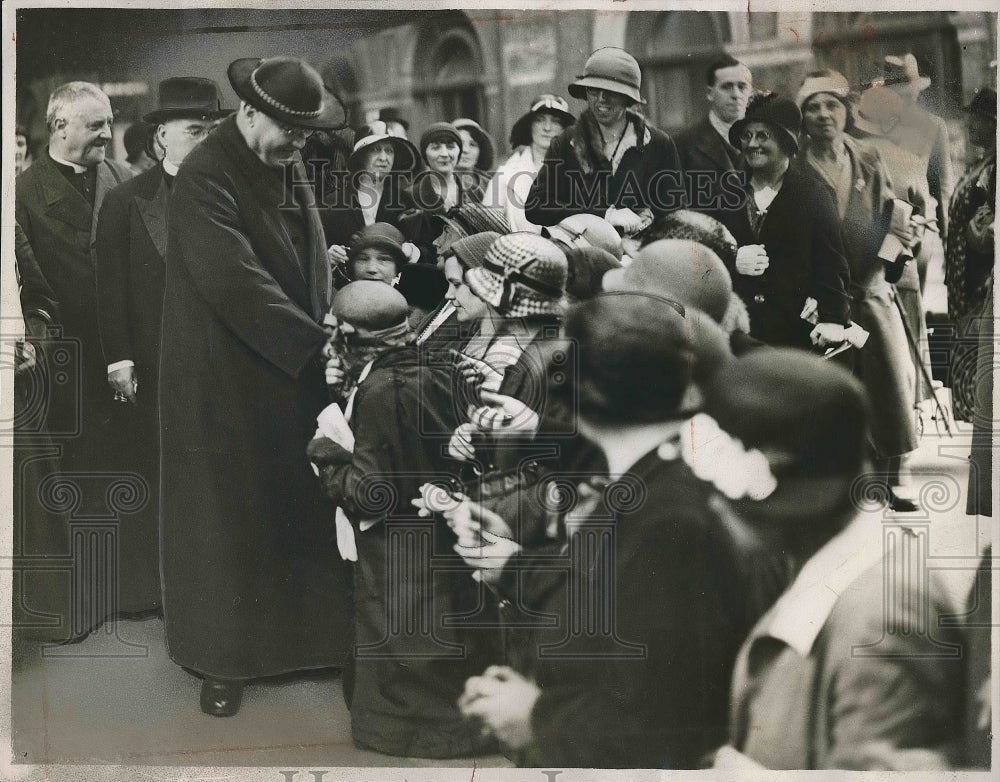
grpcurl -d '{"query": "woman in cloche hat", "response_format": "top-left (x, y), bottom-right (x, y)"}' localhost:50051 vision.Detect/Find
top-left (716, 92), bottom-right (851, 353)
top-left (525, 47), bottom-right (683, 235)
top-left (483, 94), bottom-right (575, 232)
top-left (321, 120), bottom-right (418, 267)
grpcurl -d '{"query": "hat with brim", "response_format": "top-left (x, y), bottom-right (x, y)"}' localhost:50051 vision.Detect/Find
top-left (347, 121), bottom-right (418, 173)
top-left (347, 222), bottom-right (408, 269)
top-left (729, 93), bottom-right (801, 155)
top-left (453, 118), bottom-right (496, 171)
top-left (465, 232), bottom-right (567, 319)
top-left (144, 77), bottom-right (232, 125)
top-left (795, 71), bottom-right (851, 110)
top-left (568, 47), bottom-right (645, 105)
top-left (433, 203), bottom-right (511, 238)
top-left (881, 54), bottom-right (931, 94)
top-left (228, 56), bottom-right (347, 130)
top-left (509, 94), bottom-right (576, 148)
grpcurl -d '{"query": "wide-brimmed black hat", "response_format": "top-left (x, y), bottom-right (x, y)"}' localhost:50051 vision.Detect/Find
top-left (228, 56), bottom-right (347, 130)
top-left (729, 92), bottom-right (801, 155)
top-left (347, 121), bottom-right (418, 173)
top-left (510, 94), bottom-right (575, 148)
top-left (378, 106), bottom-right (410, 131)
top-left (143, 77), bottom-right (231, 125)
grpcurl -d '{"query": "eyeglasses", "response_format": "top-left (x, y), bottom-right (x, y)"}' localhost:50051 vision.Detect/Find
top-left (274, 119), bottom-right (315, 139)
top-left (739, 129), bottom-right (774, 144)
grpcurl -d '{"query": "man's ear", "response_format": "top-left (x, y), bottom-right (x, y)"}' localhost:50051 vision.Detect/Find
top-left (53, 117), bottom-right (67, 134)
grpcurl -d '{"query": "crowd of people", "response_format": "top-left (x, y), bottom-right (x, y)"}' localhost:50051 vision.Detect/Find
top-left (10, 43), bottom-right (995, 769)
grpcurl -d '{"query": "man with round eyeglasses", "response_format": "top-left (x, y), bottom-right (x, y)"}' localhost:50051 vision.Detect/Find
top-left (158, 57), bottom-right (354, 717)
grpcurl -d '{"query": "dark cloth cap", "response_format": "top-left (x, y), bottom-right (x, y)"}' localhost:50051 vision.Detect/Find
top-left (729, 93), bottom-right (801, 155)
top-left (397, 264), bottom-right (449, 311)
top-left (331, 281), bottom-right (409, 332)
top-left (419, 122), bottom-right (463, 159)
top-left (347, 222), bottom-right (407, 268)
top-left (449, 231), bottom-right (501, 270)
top-left (565, 292), bottom-right (694, 426)
top-left (143, 77), bottom-right (231, 124)
top-left (705, 348), bottom-right (870, 523)
top-left (228, 56), bottom-right (347, 130)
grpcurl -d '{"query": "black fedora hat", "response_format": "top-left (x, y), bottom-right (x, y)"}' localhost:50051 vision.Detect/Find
top-left (228, 56), bottom-right (347, 130)
top-left (143, 77), bottom-right (231, 125)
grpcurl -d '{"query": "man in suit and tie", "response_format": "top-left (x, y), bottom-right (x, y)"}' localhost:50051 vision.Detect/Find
top-left (15, 81), bottom-right (132, 641)
top-left (675, 56), bottom-right (754, 221)
top-left (94, 78), bottom-right (229, 616)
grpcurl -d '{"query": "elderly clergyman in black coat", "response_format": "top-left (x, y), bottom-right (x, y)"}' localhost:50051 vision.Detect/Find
top-left (15, 81), bottom-right (132, 642)
top-left (159, 57), bottom-right (353, 716)
top-left (95, 77), bottom-right (230, 617)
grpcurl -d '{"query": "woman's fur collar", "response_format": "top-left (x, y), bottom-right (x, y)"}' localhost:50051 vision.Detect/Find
top-left (568, 108), bottom-right (652, 175)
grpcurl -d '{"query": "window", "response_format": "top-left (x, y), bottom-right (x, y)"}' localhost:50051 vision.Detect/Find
top-left (630, 11), bottom-right (731, 133)
top-left (414, 25), bottom-right (484, 124)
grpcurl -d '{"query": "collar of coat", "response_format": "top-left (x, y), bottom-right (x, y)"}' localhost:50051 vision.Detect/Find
top-left (569, 108), bottom-right (652, 176)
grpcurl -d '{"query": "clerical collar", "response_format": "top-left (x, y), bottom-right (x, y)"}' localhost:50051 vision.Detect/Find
top-left (162, 158), bottom-right (180, 177)
top-left (708, 111), bottom-right (735, 143)
top-left (48, 149), bottom-right (88, 173)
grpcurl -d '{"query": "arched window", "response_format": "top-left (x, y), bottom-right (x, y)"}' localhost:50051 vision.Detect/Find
top-left (414, 23), bottom-right (485, 124)
top-left (630, 11), bottom-right (731, 133)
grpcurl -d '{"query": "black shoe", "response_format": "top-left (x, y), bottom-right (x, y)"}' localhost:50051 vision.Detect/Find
top-left (200, 678), bottom-right (244, 717)
top-left (889, 491), bottom-right (920, 513)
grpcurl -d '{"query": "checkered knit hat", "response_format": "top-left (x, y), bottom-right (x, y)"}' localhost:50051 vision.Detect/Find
top-left (436, 203), bottom-right (512, 238)
top-left (465, 232), bottom-right (568, 318)
top-left (450, 231), bottom-right (501, 270)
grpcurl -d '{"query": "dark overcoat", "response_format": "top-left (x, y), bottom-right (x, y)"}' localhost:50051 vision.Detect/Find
top-left (317, 346), bottom-right (498, 758)
top-left (159, 116), bottom-right (353, 678)
top-left (496, 449), bottom-right (782, 768)
top-left (318, 174), bottom-right (409, 248)
top-left (674, 115), bottom-right (745, 221)
top-left (525, 108), bottom-right (684, 227)
top-left (93, 165), bottom-right (172, 612)
top-left (15, 150), bottom-right (132, 469)
top-left (717, 163), bottom-right (851, 349)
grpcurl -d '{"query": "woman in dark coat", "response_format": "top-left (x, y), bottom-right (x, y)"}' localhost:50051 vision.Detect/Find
top-left (719, 93), bottom-right (851, 351)
top-left (159, 57), bottom-right (354, 715)
top-left (797, 70), bottom-right (920, 511)
top-left (452, 294), bottom-right (779, 768)
top-left (525, 48), bottom-right (684, 231)
top-left (320, 121), bottom-right (418, 261)
top-left (398, 122), bottom-right (483, 266)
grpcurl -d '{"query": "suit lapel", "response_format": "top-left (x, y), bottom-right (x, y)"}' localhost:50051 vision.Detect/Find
top-left (39, 153), bottom-right (92, 232)
top-left (92, 161), bottom-right (121, 245)
top-left (135, 174), bottom-right (169, 260)
top-left (697, 120), bottom-right (738, 172)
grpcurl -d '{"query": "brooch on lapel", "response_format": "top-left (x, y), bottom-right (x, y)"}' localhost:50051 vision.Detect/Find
top-left (855, 177), bottom-right (866, 192)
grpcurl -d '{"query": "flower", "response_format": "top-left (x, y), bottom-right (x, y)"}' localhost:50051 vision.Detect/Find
top-left (855, 177), bottom-right (866, 192)
top-left (680, 414), bottom-right (778, 501)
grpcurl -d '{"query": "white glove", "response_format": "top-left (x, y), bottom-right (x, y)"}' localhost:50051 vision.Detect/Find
top-left (735, 244), bottom-right (769, 276)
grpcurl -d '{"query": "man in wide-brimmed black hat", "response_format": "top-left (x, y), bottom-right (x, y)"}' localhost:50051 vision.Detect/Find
top-left (158, 57), bottom-right (353, 717)
top-left (94, 77), bottom-right (230, 625)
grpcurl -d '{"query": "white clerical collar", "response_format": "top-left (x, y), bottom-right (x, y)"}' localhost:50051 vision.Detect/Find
top-left (49, 150), bottom-right (87, 173)
top-left (708, 111), bottom-right (734, 143)
top-left (162, 159), bottom-right (180, 177)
